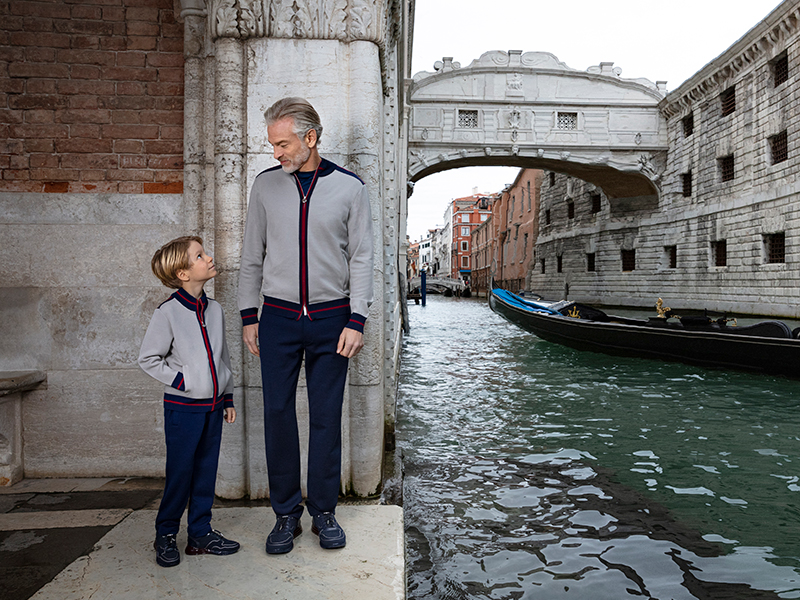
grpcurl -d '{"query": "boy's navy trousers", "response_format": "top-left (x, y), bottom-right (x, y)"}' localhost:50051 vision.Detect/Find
top-left (258, 311), bottom-right (350, 518)
top-left (156, 406), bottom-right (223, 538)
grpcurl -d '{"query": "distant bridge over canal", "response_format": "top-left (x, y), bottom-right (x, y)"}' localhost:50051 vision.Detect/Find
top-left (408, 276), bottom-right (466, 294)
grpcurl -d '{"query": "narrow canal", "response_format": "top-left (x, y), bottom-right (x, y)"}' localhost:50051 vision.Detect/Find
top-left (398, 296), bottom-right (800, 599)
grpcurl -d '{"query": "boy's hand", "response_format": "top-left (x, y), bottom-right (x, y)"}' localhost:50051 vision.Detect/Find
top-left (224, 407), bottom-right (236, 423)
top-left (337, 327), bottom-right (364, 358)
top-left (243, 323), bottom-right (259, 357)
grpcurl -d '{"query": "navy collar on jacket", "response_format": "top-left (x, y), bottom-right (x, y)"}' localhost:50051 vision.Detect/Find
top-left (172, 288), bottom-right (209, 311)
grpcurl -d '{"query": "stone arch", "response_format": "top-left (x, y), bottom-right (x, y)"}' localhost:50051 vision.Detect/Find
top-left (406, 50), bottom-right (669, 206)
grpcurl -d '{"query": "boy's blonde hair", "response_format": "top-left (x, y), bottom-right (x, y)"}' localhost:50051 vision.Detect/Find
top-left (151, 235), bottom-right (202, 289)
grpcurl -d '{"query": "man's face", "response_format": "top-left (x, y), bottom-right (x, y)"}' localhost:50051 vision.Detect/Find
top-left (267, 117), bottom-right (312, 173)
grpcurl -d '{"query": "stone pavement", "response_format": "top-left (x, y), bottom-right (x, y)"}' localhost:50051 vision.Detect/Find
top-left (0, 478), bottom-right (405, 600)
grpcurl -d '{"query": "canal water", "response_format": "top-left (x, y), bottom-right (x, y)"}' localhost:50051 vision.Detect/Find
top-left (398, 296), bottom-right (800, 599)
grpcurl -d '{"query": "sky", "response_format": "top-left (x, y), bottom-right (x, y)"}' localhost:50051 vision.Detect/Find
top-left (405, 0), bottom-right (784, 241)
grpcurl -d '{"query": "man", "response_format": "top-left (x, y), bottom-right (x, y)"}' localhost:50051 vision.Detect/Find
top-left (238, 97), bottom-right (373, 554)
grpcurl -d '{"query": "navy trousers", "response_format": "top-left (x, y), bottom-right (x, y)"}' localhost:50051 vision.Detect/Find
top-left (258, 311), bottom-right (350, 518)
top-left (156, 406), bottom-right (223, 538)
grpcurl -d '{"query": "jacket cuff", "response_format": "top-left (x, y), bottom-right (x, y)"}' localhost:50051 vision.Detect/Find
top-left (222, 394), bottom-right (234, 409)
top-left (347, 313), bottom-right (367, 334)
top-left (171, 372), bottom-right (185, 391)
top-left (240, 307), bottom-right (259, 326)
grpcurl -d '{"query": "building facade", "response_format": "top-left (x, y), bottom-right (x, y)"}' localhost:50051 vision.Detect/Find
top-left (448, 192), bottom-right (493, 282)
top-left (531, 1), bottom-right (800, 317)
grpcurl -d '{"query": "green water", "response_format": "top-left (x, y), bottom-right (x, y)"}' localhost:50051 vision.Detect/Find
top-left (399, 296), bottom-right (800, 599)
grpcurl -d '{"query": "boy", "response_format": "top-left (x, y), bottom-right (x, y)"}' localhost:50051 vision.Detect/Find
top-left (139, 236), bottom-right (239, 567)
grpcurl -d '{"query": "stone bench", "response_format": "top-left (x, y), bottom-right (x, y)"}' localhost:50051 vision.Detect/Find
top-left (0, 371), bottom-right (46, 486)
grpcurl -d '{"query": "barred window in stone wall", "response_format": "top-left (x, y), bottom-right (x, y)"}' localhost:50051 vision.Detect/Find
top-left (720, 86), bottom-right (736, 116)
top-left (586, 252), bottom-right (596, 272)
top-left (540, 258), bottom-right (546, 274)
top-left (557, 255), bottom-right (563, 273)
top-left (719, 155), bottom-right (735, 182)
top-left (772, 51), bottom-right (789, 88)
top-left (621, 249), bottom-right (636, 272)
top-left (557, 112), bottom-right (578, 130)
top-left (591, 193), bottom-right (601, 213)
top-left (567, 201), bottom-right (574, 219)
top-left (764, 232), bottom-right (785, 263)
top-left (457, 110), bottom-right (478, 128)
top-left (770, 130), bottom-right (788, 164)
top-left (545, 209), bottom-right (551, 225)
top-left (549, 172), bottom-right (556, 186)
top-left (665, 245), bottom-right (677, 269)
top-left (682, 113), bottom-right (694, 137)
top-left (712, 240), bottom-right (727, 267)
top-left (682, 171), bottom-right (692, 197)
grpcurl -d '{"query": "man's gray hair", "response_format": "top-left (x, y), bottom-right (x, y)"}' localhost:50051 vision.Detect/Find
top-left (264, 97), bottom-right (323, 142)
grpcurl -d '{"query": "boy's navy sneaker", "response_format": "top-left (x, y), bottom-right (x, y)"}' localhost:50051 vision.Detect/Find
top-left (311, 512), bottom-right (346, 549)
top-left (185, 530), bottom-right (240, 556)
top-left (154, 533), bottom-right (180, 567)
top-left (266, 515), bottom-right (302, 554)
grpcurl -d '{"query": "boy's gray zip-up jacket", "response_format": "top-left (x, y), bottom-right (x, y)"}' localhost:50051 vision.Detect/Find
top-left (237, 158), bottom-right (373, 331)
top-left (139, 289), bottom-right (234, 412)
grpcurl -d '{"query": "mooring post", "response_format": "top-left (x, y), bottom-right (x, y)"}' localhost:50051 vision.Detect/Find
top-left (421, 270), bottom-right (427, 306)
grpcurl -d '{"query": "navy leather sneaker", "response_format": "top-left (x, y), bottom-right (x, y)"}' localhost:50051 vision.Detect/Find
top-left (185, 530), bottom-right (240, 556)
top-left (311, 512), bottom-right (346, 549)
top-left (154, 533), bottom-right (180, 567)
top-left (266, 515), bottom-right (302, 554)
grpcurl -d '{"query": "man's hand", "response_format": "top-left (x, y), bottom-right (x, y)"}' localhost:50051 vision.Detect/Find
top-left (224, 407), bottom-right (237, 423)
top-left (243, 323), bottom-right (260, 357)
top-left (337, 327), bottom-right (364, 358)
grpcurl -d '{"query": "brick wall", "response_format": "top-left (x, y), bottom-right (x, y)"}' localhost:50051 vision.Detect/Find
top-left (0, 0), bottom-right (184, 193)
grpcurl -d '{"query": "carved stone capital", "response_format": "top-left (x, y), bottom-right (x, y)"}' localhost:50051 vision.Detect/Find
top-left (208, 0), bottom-right (383, 42)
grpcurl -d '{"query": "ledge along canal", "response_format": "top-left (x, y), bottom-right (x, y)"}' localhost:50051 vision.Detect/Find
top-left (398, 295), bottom-right (800, 599)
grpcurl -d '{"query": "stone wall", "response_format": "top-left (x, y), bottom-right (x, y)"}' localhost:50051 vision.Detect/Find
top-left (532, 1), bottom-right (800, 317)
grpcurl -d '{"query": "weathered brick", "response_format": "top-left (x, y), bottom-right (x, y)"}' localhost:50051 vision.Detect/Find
top-left (21, 17), bottom-right (56, 32)
top-left (102, 66), bottom-right (158, 81)
top-left (111, 110), bottom-right (141, 123)
top-left (0, 78), bottom-right (25, 93)
top-left (125, 0), bottom-right (171, 7)
top-left (1, 16), bottom-right (24, 31)
top-left (126, 20), bottom-right (159, 36)
top-left (144, 140), bottom-right (181, 154)
top-left (125, 36), bottom-right (156, 51)
top-left (157, 38), bottom-right (182, 53)
top-left (70, 65), bottom-right (101, 79)
top-left (113, 139), bottom-right (142, 153)
top-left (24, 109), bottom-right (54, 123)
top-left (69, 124), bottom-right (102, 138)
top-left (53, 19), bottom-right (115, 35)
top-left (3, 169), bottom-right (31, 180)
top-left (100, 95), bottom-right (154, 110)
top-left (69, 95), bottom-right (100, 109)
top-left (0, 108), bottom-right (23, 123)
top-left (9, 31), bottom-right (70, 47)
top-left (55, 108), bottom-right (112, 123)
top-left (70, 5), bottom-right (102, 19)
top-left (10, 154), bottom-right (28, 169)
top-left (58, 79), bottom-right (115, 95)
top-left (160, 125), bottom-right (182, 139)
top-left (144, 181), bottom-right (182, 193)
top-left (118, 182), bottom-right (142, 193)
top-left (25, 47), bottom-right (56, 62)
top-left (116, 81), bottom-right (146, 95)
top-left (8, 123), bottom-right (67, 139)
top-left (140, 109), bottom-right (182, 125)
top-left (146, 51), bottom-right (182, 68)
top-left (63, 0), bottom-right (123, 7)
top-left (0, 139), bottom-right (24, 154)
top-left (126, 6), bottom-right (158, 21)
top-left (61, 152), bottom-right (118, 168)
top-left (0, 181), bottom-right (42, 191)
top-left (30, 168), bottom-right (79, 181)
top-left (9, 94), bottom-right (68, 109)
top-left (0, 156), bottom-right (10, 169)
top-left (43, 181), bottom-right (70, 192)
top-left (161, 22), bottom-right (182, 38)
top-left (99, 36), bottom-right (125, 50)
top-left (56, 138), bottom-right (113, 153)
top-left (0, 47), bottom-right (26, 62)
top-left (10, 1), bottom-right (71, 18)
top-left (118, 154), bottom-right (146, 168)
top-left (116, 52), bottom-right (146, 67)
top-left (107, 168), bottom-right (153, 181)
top-left (8, 62), bottom-right (70, 78)
top-left (79, 171), bottom-right (109, 183)
top-left (154, 96), bottom-right (182, 110)
top-left (156, 67), bottom-right (183, 82)
top-left (102, 123), bottom-right (159, 139)
top-left (146, 82), bottom-right (182, 96)
top-left (57, 48), bottom-right (115, 66)
top-left (148, 155), bottom-right (182, 169)
top-left (24, 139), bottom-right (54, 152)
top-left (102, 6), bottom-right (125, 21)
top-left (72, 35), bottom-right (101, 50)
top-left (29, 154), bottom-right (58, 168)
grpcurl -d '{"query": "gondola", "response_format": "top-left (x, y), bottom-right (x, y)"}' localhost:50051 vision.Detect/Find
top-left (489, 285), bottom-right (800, 378)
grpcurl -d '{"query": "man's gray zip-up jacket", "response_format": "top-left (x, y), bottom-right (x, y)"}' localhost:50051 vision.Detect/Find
top-left (138, 289), bottom-right (234, 413)
top-left (237, 158), bottom-right (373, 330)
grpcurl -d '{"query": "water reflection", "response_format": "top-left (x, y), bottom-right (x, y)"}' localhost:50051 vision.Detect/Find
top-left (399, 296), bottom-right (800, 599)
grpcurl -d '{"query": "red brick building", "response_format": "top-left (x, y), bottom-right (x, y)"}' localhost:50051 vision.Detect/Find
top-left (1, 0), bottom-right (184, 194)
top-left (448, 192), bottom-right (493, 283)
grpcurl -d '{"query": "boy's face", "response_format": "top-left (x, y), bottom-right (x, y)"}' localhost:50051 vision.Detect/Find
top-left (179, 241), bottom-right (216, 285)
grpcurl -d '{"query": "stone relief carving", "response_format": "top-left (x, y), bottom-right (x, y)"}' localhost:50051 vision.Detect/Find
top-left (209, 0), bottom-right (381, 41)
top-left (506, 73), bottom-right (524, 97)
